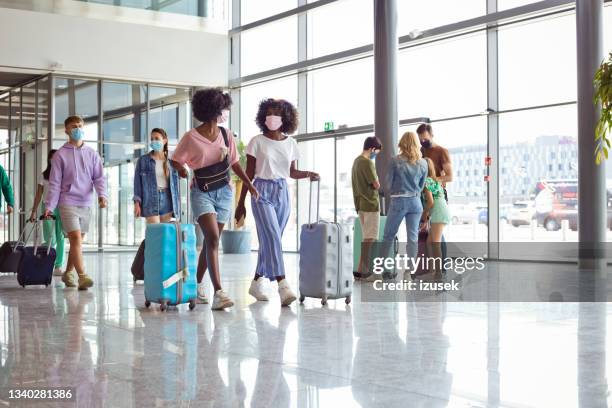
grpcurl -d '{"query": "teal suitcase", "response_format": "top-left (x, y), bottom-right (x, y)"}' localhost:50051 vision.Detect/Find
top-left (144, 222), bottom-right (198, 311)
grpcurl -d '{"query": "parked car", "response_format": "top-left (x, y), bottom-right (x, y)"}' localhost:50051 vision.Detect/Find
top-left (534, 181), bottom-right (578, 231)
top-left (508, 200), bottom-right (536, 227)
top-left (448, 203), bottom-right (480, 225)
top-left (565, 206), bottom-right (612, 231)
top-left (477, 204), bottom-right (511, 225)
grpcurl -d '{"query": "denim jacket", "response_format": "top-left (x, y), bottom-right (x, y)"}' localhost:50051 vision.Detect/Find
top-left (386, 156), bottom-right (428, 196)
top-left (133, 153), bottom-right (180, 217)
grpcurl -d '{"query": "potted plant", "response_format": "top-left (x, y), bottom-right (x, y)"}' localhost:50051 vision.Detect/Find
top-left (221, 138), bottom-right (252, 254)
top-left (594, 52), bottom-right (612, 164)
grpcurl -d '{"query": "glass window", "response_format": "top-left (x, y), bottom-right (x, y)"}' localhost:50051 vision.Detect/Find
top-left (0, 154), bottom-right (7, 241)
top-left (22, 82), bottom-right (37, 226)
top-left (21, 83), bottom-right (36, 145)
top-left (122, 0), bottom-right (152, 7)
top-left (158, 0), bottom-right (199, 15)
top-left (398, 0), bottom-right (484, 36)
top-left (102, 82), bottom-right (147, 163)
top-left (308, 58), bottom-right (374, 132)
top-left (103, 116), bottom-right (140, 164)
top-left (103, 166), bottom-right (120, 246)
top-left (606, 5), bottom-right (612, 51)
top-left (54, 78), bottom-right (99, 142)
top-left (498, 14), bottom-right (576, 110)
top-left (403, 116), bottom-right (488, 242)
top-left (497, 0), bottom-right (539, 11)
top-left (239, 76), bottom-right (298, 143)
top-left (149, 105), bottom-right (179, 142)
top-left (241, 0), bottom-right (296, 25)
top-left (241, 16), bottom-right (298, 76)
top-left (297, 138), bottom-right (335, 248)
top-left (149, 86), bottom-right (190, 143)
top-left (9, 90), bottom-right (20, 146)
top-left (398, 33), bottom-right (487, 120)
top-left (75, 80), bottom-right (98, 119)
top-left (307, 0), bottom-right (372, 58)
top-left (498, 104), bottom-right (578, 246)
top-left (0, 94), bottom-right (8, 149)
top-left (38, 77), bottom-right (49, 143)
top-left (336, 134), bottom-right (372, 228)
top-left (103, 81), bottom-right (145, 112)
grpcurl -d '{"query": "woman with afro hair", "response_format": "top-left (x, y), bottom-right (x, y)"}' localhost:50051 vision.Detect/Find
top-left (235, 98), bottom-right (319, 307)
top-left (171, 88), bottom-right (258, 310)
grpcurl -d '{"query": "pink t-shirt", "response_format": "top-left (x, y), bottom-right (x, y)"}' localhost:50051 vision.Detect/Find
top-left (172, 127), bottom-right (239, 170)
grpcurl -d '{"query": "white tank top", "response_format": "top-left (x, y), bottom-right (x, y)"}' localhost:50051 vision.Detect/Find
top-left (155, 159), bottom-right (168, 189)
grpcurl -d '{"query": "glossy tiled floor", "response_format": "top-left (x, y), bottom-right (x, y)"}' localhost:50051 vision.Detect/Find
top-left (0, 252), bottom-right (610, 407)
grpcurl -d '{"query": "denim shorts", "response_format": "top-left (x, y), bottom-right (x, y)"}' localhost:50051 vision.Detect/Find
top-left (190, 184), bottom-right (233, 224)
top-left (157, 189), bottom-right (173, 216)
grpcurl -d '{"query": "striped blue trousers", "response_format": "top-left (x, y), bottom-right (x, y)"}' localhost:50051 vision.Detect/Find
top-left (251, 178), bottom-right (290, 280)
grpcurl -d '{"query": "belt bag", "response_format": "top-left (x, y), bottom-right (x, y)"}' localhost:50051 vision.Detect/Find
top-left (193, 127), bottom-right (231, 192)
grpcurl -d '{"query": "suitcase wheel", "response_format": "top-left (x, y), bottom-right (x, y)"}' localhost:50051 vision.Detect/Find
top-left (345, 296), bottom-right (351, 305)
top-left (189, 300), bottom-right (196, 311)
top-left (145, 300), bottom-right (151, 308)
top-left (21, 285), bottom-right (25, 288)
top-left (160, 300), bottom-right (168, 312)
top-left (321, 296), bottom-right (327, 306)
top-left (299, 295), bottom-right (305, 304)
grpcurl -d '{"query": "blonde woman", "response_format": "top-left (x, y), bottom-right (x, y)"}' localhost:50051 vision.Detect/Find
top-left (376, 132), bottom-right (428, 278)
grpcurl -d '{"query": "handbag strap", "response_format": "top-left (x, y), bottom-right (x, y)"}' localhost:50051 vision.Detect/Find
top-left (219, 126), bottom-right (229, 148)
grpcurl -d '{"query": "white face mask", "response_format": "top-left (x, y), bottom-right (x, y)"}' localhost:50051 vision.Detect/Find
top-left (217, 109), bottom-right (229, 124)
top-left (265, 115), bottom-right (282, 131)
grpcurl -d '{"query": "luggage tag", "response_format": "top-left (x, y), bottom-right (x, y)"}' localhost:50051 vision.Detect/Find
top-left (162, 268), bottom-right (189, 289)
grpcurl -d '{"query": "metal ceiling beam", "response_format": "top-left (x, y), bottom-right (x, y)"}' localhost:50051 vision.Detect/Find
top-left (229, 0), bottom-right (578, 87)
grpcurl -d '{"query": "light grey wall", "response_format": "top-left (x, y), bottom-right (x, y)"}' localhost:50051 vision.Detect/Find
top-left (0, 6), bottom-right (228, 87)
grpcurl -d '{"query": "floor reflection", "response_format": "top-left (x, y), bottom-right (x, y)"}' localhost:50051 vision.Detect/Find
top-left (0, 253), bottom-right (609, 407)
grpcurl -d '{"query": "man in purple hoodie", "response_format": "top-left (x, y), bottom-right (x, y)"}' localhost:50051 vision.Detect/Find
top-left (44, 116), bottom-right (107, 290)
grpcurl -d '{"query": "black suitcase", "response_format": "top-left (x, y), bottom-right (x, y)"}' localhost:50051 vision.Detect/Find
top-left (0, 241), bottom-right (24, 273)
top-left (131, 240), bottom-right (145, 282)
top-left (0, 218), bottom-right (39, 273)
top-left (16, 217), bottom-right (57, 288)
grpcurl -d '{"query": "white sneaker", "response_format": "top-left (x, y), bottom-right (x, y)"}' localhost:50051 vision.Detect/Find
top-left (248, 279), bottom-right (269, 301)
top-left (197, 283), bottom-right (209, 304)
top-left (53, 267), bottom-right (63, 276)
top-left (278, 279), bottom-right (296, 307)
top-left (211, 290), bottom-right (234, 310)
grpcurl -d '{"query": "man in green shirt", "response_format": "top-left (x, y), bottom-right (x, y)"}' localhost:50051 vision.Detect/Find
top-left (0, 165), bottom-right (14, 215)
top-left (352, 136), bottom-right (382, 278)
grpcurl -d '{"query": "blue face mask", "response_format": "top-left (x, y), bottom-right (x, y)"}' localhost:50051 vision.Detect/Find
top-left (370, 151), bottom-right (378, 160)
top-left (150, 140), bottom-right (164, 152)
top-left (70, 127), bottom-right (84, 141)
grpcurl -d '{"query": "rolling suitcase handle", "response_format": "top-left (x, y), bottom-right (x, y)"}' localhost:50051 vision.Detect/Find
top-left (308, 179), bottom-right (320, 226)
top-left (35, 215), bottom-right (57, 256)
top-left (11, 215), bottom-right (54, 253)
top-left (11, 223), bottom-right (33, 253)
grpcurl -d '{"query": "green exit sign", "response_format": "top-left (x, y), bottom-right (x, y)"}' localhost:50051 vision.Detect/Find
top-left (324, 121), bottom-right (335, 132)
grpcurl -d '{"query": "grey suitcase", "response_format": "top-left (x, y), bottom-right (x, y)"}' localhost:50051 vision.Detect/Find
top-left (298, 180), bottom-right (353, 305)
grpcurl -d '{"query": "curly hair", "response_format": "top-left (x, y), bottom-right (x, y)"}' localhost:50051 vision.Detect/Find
top-left (255, 98), bottom-right (299, 134)
top-left (192, 88), bottom-right (232, 124)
